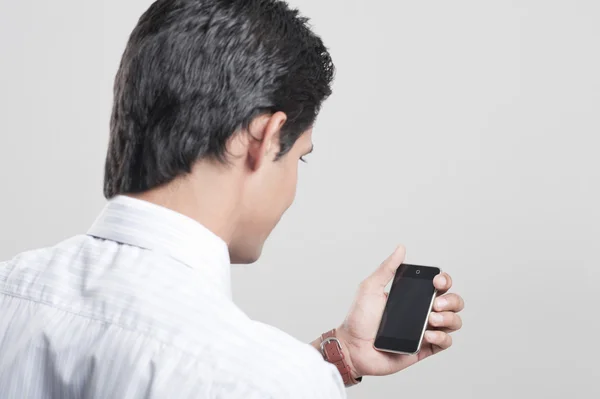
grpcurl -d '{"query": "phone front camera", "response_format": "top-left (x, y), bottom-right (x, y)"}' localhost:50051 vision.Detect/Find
top-left (416, 269), bottom-right (421, 275)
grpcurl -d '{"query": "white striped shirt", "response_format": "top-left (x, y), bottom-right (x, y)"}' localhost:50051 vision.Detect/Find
top-left (0, 196), bottom-right (346, 398)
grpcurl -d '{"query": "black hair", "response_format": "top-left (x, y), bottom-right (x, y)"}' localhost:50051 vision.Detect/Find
top-left (103, 0), bottom-right (335, 198)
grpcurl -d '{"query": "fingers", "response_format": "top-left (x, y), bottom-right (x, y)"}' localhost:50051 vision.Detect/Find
top-left (433, 272), bottom-right (452, 294)
top-left (429, 312), bottom-right (463, 331)
top-left (363, 245), bottom-right (406, 291)
top-left (433, 293), bottom-right (465, 313)
top-left (424, 330), bottom-right (453, 350)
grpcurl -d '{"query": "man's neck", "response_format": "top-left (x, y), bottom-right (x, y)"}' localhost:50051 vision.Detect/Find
top-left (128, 162), bottom-right (242, 247)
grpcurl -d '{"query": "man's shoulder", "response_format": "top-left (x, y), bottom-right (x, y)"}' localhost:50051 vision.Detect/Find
top-left (0, 235), bottom-right (89, 287)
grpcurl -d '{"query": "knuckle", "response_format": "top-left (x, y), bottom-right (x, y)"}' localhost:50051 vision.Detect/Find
top-left (359, 279), bottom-right (374, 292)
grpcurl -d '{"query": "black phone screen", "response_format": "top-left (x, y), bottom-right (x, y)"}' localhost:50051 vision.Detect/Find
top-left (374, 264), bottom-right (439, 353)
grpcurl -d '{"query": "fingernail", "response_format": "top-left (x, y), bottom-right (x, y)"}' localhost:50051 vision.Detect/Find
top-left (431, 313), bottom-right (443, 324)
top-left (425, 331), bottom-right (437, 341)
top-left (436, 297), bottom-right (448, 309)
top-left (437, 276), bottom-right (447, 286)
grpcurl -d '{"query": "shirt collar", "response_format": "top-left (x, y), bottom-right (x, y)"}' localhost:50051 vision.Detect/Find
top-left (87, 195), bottom-right (232, 298)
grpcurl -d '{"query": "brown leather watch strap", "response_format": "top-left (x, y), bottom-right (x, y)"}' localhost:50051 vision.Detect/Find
top-left (320, 329), bottom-right (362, 387)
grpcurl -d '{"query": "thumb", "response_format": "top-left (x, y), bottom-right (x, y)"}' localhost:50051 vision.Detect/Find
top-left (364, 245), bottom-right (406, 291)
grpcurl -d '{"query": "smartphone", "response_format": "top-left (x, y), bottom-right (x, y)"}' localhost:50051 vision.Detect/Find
top-left (373, 264), bottom-right (441, 355)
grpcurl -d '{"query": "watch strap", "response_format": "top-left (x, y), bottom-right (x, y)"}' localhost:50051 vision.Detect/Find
top-left (320, 329), bottom-right (362, 386)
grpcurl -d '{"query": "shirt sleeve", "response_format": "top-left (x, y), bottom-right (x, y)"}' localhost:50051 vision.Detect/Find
top-left (271, 345), bottom-right (348, 399)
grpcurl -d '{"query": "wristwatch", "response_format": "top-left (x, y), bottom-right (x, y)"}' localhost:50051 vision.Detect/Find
top-left (319, 329), bottom-right (362, 387)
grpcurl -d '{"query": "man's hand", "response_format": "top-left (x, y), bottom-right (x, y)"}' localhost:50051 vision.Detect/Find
top-left (336, 246), bottom-right (465, 379)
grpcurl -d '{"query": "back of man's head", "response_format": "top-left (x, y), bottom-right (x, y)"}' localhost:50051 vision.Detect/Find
top-left (104, 0), bottom-right (335, 198)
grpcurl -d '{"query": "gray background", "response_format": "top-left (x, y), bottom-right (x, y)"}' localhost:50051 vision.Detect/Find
top-left (1, 0), bottom-right (598, 398)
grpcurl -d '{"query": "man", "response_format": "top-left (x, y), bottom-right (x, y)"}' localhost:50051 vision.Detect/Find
top-left (0, 0), bottom-right (464, 397)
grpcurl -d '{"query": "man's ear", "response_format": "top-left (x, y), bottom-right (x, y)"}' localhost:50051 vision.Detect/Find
top-left (247, 111), bottom-right (287, 171)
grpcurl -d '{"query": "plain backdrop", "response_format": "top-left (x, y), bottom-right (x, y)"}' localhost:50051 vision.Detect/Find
top-left (1, 1), bottom-right (598, 398)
